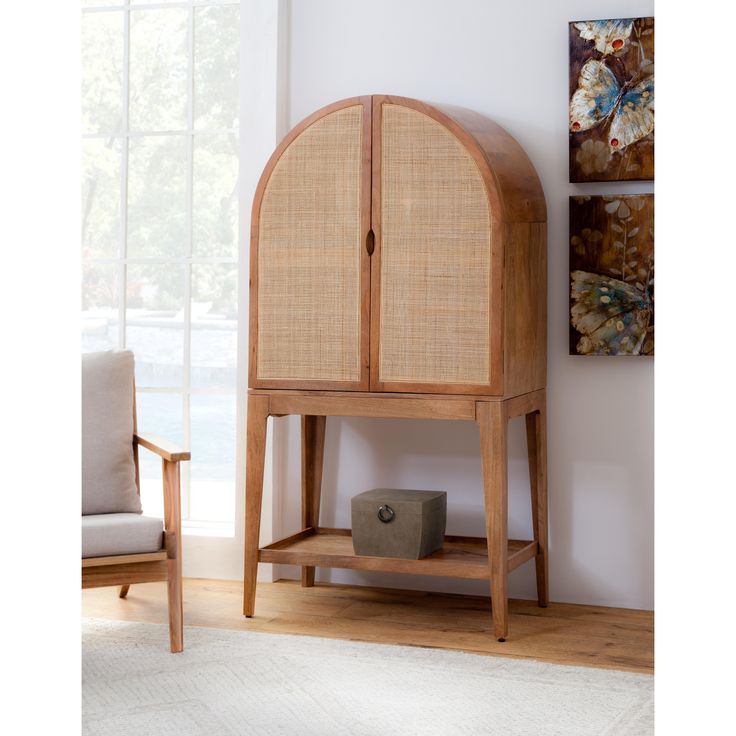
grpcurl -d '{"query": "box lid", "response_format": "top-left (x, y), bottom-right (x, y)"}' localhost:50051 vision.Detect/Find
top-left (352, 488), bottom-right (446, 515)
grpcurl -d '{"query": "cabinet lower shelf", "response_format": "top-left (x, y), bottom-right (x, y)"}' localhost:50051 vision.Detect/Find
top-left (259, 527), bottom-right (538, 580)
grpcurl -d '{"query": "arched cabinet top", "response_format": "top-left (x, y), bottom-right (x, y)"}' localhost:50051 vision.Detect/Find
top-left (251, 94), bottom-right (546, 227)
top-left (386, 96), bottom-right (547, 224)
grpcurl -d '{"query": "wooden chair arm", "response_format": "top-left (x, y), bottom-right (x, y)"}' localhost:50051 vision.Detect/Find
top-left (134, 433), bottom-right (191, 462)
top-left (161, 457), bottom-right (182, 553)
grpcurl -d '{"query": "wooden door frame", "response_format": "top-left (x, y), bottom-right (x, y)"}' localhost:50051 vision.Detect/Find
top-left (248, 95), bottom-right (373, 392)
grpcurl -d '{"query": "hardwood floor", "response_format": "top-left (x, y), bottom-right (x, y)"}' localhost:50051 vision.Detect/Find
top-left (82, 578), bottom-right (653, 674)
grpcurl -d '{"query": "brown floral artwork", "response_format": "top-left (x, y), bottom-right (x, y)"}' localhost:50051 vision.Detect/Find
top-left (570, 195), bottom-right (653, 356)
top-left (569, 17), bottom-right (654, 182)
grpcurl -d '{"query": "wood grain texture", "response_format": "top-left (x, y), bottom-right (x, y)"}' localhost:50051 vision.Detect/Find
top-left (477, 401), bottom-right (509, 641)
top-left (254, 388), bottom-right (487, 401)
top-left (268, 392), bottom-right (476, 421)
top-left (83, 579), bottom-right (654, 674)
top-left (526, 401), bottom-right (549, 607)
top-left (433, 101), bottom-right (547, 223)
top-left (504, 389), bottom-right (545, 420)
top-left (300, 416), bottom-right (327, 587)
top-left (259, 528), bottom-right (535, 580)
top-left (82, 560), bottom-right (168, 588)
top-left (82, 552), bottom-right (167, 568)
top-left (162, 459), bottom-right (183, 652)
top-left (134, 432), bottom-right (191, 462)
top-left (243, 393), bottom-right (270, 617)
top-left (502, 221), bottom-right (547, 397)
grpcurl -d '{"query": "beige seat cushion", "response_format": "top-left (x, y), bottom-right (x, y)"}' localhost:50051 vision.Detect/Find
top-left (82, 350), bottom-right (141, 515)
top-left (82, 514), bottom-right (164, 558)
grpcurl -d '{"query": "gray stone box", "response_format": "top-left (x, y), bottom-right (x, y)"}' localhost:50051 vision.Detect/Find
top-left (351, 489), bottom-right (447, 559)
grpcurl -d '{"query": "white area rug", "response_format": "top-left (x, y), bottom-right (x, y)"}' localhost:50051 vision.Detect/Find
top-left (83, 618), bottom-right (652, 736)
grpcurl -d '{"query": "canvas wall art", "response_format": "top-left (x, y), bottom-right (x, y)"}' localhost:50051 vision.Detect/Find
top-left (570, 194), bottom-right (654, 356)
top-left (569, 17), bottom-right (654, 182)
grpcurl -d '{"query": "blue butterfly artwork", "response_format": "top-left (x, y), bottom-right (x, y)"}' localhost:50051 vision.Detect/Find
top-left (573, 19), bottom-right (634, 56)
top-left (569, 60), bottom-right (653, 153)
top-left (570, 271), bottom-right (652, 355)
top-left (569, 17), bottom-right (654, 182)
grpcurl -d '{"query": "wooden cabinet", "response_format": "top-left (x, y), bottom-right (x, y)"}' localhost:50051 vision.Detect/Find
top-left (245, 95), bottom-right (548, 641)
top-left (250, 95), bottom-right (546, 396)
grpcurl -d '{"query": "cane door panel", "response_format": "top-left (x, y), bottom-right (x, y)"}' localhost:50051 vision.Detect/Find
top-left (373, 101), bottom-right (494, 393)
top-left (253, 101), bottom-right (370, 389)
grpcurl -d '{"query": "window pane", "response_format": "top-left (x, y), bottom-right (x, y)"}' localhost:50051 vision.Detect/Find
top-left (127, 136), bottom-right (187, 257)
top-left (136, 392), bottom-right (184, 519)
top-left (82, 10), bottom-right (123, 133)
top-left (191, 263), bottom-right (238, 389)
top-left (189, 395), bottom-right (235, 523)
top-left (82, 138), bottom-right (121, 259)
top-left (193, 133), bottom-right (238, 258)
top-left (82, 263), bottom-right (119, 353)
top-left (194, 4), bottom-right (239, 130)
top-left (129, 9), bottom-right (188, 132)
top-left (126, 264), bottom-right (185, 387)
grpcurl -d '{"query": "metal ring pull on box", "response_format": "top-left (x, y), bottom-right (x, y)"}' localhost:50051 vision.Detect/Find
top-left (377, 504), bottom-right (395, 523)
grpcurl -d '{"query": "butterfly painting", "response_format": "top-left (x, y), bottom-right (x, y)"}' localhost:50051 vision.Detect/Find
top-left (569, 195), bottom-right (654, 356)
top-left (569, 17), bottom-right (654, 182)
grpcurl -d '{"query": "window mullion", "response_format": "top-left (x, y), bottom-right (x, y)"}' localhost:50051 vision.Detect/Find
top-left (181, 3), bottom-right (196, 521)
top-left (82, 127), bottom-right (237, 139)
top-left (119, 3), bottom-right (131, 350)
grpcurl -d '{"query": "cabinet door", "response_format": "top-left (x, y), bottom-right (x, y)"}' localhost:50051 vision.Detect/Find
top-left (372, 98), bottom-right (496, 393)
top-left (251, 98), bottom-right (371, 389)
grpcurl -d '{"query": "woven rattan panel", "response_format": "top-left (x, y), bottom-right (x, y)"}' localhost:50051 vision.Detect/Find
top-left (379, 104), bottom-right (491, 385)
top-left (257, 106), bottom-right (363, 382)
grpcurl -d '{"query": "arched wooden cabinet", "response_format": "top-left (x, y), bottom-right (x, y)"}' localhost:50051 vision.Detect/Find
top-left (245, 95), bottom-right (548, 641)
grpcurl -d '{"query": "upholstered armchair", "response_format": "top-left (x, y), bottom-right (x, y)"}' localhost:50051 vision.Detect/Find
top-left (81, 350), bottom-right (190, 652)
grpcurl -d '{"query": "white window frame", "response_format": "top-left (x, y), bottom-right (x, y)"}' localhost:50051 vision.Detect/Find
top-left (83, 0), bottom-right (288, 578)
top-left (82, 0), bottom-right (241, 537)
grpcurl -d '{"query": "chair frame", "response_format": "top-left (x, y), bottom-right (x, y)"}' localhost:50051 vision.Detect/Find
top-left (81, 388), bottom-right (191, 653)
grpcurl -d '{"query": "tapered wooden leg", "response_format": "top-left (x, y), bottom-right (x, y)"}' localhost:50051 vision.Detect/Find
top-left (243, 394), bottom-right (270, 617)
top-left (163, 459), bottom-right (183, 653)
top-left (477, 401), bottom-right (509, 642)
top-left (525, 394), bottom-right (549, 608)
top-left (118, 585), bottom-right (130, 599)
top-left (301, 415), bottom-right (326, 587)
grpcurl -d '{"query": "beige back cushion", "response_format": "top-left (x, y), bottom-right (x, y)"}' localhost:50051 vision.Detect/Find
top-left (82, 351), bottom-right (141, 515)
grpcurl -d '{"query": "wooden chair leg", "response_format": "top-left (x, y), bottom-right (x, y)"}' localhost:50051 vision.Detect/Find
top-left (118, 585), bottom-right (130, 599)
top-left (477, 401), bottom-right (509, 642)
top-left (163, 459), bottom-right (183, 653)
top-left (301, 415), bottom-right (326, 587)
top-left (525, 395), bottom-right (549, 608)
top-left (243, 394), bottom-right (270, 617)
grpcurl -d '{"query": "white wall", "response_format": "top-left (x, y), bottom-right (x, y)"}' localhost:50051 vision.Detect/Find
top-left (272, 0), bottom-right (654, 609)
